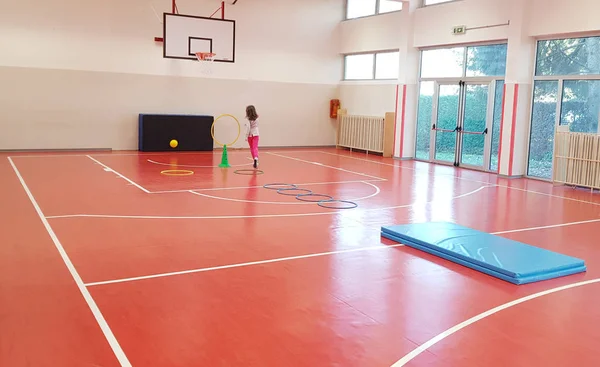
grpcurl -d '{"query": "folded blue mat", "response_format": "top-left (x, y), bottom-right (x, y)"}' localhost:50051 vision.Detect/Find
top-left (381, 222), bottom-right (587, 285)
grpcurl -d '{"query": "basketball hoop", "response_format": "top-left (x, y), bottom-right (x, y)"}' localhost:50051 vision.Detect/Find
top-left (195, 52), bottom-right (216, 74)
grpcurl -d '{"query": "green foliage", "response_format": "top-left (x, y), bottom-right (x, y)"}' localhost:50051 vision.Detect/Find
top-left (416, 84), bottom-right (499, 166)
top-left (536, 37), bottom-right (600, 76)
top-left (527, 37), bottom-right (600, 178)
top-left (415, 44), bottom-right (508, 164)
top-left (466, 44), bottom-right (508, 77)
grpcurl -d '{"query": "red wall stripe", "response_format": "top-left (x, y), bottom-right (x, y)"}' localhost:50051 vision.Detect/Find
top-left (399, 84), bottom-right (407, 158)
top-left (392, 84), bottom-right (400, 156)
top-left (508, 84), bottom-right (519, 176)
top-left (497, 83), bottom-right (508, 173)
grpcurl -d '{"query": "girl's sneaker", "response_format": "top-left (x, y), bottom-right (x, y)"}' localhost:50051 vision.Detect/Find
top-left (253, 159), bottom-right (258, 168)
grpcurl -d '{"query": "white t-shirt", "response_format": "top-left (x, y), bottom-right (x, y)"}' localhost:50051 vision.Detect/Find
top-left (245, 118), bottom-right (259, 137)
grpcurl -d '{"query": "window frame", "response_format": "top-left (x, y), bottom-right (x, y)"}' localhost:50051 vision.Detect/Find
top-left (413, 42), bottom-right (508, 169)
top-left (377, 0), bottom-right (404, 14)
top-left (418, 41), bottom-right (509, 81)
top-left (375, 50), bottom-right (401, 80)
top-left (343, 50), bottom-right (400, 81)
top-left (524, 35), bottom-right (600, 181)
top-left (422, 0), bottom-right (461, 7)
top-left (344, 0), bottom-right (402, 20)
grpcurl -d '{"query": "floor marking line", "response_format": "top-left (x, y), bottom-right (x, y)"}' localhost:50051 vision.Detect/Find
top-left (497, 185), bottom-right (600, 207)
top-left (148, 179), bottom-right (385, 194)
top-left (491, 218), bottom-right (600, 235)
top-left (316, 151), bottom-right (495, 185)
top-left (84, 244), bottom-right (405, 287)
top-left (86, 155), bottom-right (150, 193)
top-left (147, 158), bottom-right (253, 168)
top-left (7, 157), bottom-right (132, 367)
top-left (7, 149), bottom-right (326, 159)
top-left (317, 151), bottom-right (600, 207)
top-left (391, 277), bottom-right (600, 366)
top-left (267, 152), bottom-right (388, 181)
top-left (188, 181), bottom-right (381, 205)
top-left (45, 185), bottom-right (490, 220)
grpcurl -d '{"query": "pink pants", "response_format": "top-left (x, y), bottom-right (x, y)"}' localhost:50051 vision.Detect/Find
top-left (248, 135), bottom-right (259, 159)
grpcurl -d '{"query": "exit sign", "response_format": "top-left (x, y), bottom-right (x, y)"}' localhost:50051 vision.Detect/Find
top-left (452, 26), bottom-right (467, 35)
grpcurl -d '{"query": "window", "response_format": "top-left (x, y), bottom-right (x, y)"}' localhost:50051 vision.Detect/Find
top-left (424, 0), bottom-right (456, 5)
top-left (344, 51), bottom-right (399, 80)
top-left (346, 0), bottom-right (402, 19)
top-left (527, 36), bottom-right (600, 179)
top-left (375, 52), bottom-right (400, 79)
top-left (379, 0), bottom-right (403, 14)
top-left (415, 81), bottom-right (434, 160)
top-left (560, 80), bottom-right (600, 133)
top-left (420, 44), bottom-right (508, 79)
top-left (344, 54), bottom-right (374, 80)
top-left (420, 47), bottom-right (465, 78)
top-left (528, 81), bottom-right (558, 179)
top-left (535, 37), bottom-right (600, 76)
top-left (415, 44), bottom-right (507, 171)
top-left (466, 44), bottom-right (508, 77)
top-left (346, 0), bottom-right (377, 19)
top-left (489, 81), bottom-right (505, 172)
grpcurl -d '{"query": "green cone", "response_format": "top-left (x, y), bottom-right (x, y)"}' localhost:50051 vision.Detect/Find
top-left (219, 145), bottom-right (231, 168)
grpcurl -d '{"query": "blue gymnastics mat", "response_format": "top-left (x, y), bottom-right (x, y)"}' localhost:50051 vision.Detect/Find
top-left (381, 222), bottom-right (586, 285)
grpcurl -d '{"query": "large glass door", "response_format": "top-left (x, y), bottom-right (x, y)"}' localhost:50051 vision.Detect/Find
top-left (459, 82), bottom-right (491, 169)
top-left (431, 81), bottom-right (493, 170)
top-left (432, 84), bottom-right (461, 164)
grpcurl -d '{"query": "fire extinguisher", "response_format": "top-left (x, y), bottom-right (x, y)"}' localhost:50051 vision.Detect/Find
top-left (330, 99), bottom-right (341, 118)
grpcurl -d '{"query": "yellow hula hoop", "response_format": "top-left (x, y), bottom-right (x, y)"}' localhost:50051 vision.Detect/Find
top-left (211, 114), bottom-right (241, 147)
top-left (161, 169), bottom-right (194, 176)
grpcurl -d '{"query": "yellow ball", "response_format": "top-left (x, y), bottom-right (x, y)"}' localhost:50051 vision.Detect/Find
top-left (170, 139), bottom-right (178, 148)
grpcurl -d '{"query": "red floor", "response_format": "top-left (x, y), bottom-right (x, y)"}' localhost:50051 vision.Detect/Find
top-left (2, 148), bottom-right (600, 366)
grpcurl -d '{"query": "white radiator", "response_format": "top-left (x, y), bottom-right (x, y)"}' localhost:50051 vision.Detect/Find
top-left (337, 114), bottom-right (386, 153)
top-left (553, 131), bottom-right (600, 190)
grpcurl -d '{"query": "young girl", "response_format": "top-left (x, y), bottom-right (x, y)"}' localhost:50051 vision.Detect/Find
top-left (245, 105), bottom-right (260, 168)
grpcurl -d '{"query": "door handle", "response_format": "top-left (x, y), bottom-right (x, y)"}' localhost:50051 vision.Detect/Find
top-left (461, 128), bottom-right (488, 135)
top-left (436, 128), bottom-right (457, 133)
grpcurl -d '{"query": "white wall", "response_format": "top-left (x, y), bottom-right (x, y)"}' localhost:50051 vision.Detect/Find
top-left (339, 11), bottom-right (401, 54)
top-left (529, 0), bottom-right (600, 37)
top-left (0, 0), bottom-right (343, 150)
top-left (338, 0), bottom-right (600, 174)
top-left (413, 0), bottom-right (509, 48)
top-left (338, 11), bottom-right (400, 117)
top-left (339, 83), bottom-right (396, 116)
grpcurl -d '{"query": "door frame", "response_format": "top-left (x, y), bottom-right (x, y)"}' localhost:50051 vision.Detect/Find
top-left (429, 81), bottom-right (461, 166)
top-left (429, 80), bottom-right (498, 171)
top-left (458, 80), bottom-right (495, 171)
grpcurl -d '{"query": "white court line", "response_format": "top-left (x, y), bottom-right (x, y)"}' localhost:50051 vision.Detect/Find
top-left (498, 185), bottom-right (600, 207)
top-left (87, 155), bottom-right (150, 194)
top-left (147, 158), bottom-right (253, 168)
top-left (492, 218), bottom-right (600, 234)
top-left (267, 152), bottom-right (388, 181)
top-left (84, 244), bottom-right (406, 287)
top-left (188, 181), bottom-right (381, 205)
top-left (149, 179), bottom-right (385, 194)
top-left (45, 185), bottom-right (491, 219)
top-left (7, 157), bottom-right (132, 367)
top-left (316, 151), bottom-right (494, 185)
top-left (317, 151), bottom-right (600, 207)
top-left (83, 217), bottom-right (599, 288)
top-left (391, 277), bottom-right (600, 366)
top-left (8, 149), bottom-right (322, 159)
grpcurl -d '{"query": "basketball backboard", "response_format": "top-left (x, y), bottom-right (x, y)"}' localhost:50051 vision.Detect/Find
top-left (163, 13), bottom-right (235, 63)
